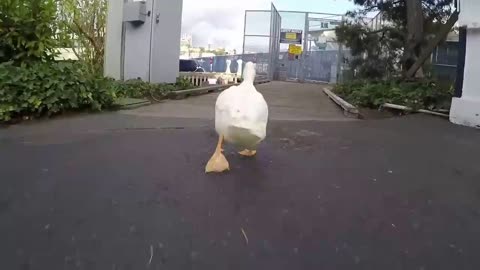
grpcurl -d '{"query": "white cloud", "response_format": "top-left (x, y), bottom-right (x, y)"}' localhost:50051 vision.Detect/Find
top-left (181, 0), bottom-right (271, 51)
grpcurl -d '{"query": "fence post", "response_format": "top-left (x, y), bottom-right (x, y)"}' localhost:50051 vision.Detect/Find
top-left (336, 15), bottom-right (345, 84)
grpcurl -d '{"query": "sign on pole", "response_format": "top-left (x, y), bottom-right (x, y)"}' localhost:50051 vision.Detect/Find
top-left (288, 44), bottom-right (302, 55)
top-left (280, 29), bottom-right (303, 44)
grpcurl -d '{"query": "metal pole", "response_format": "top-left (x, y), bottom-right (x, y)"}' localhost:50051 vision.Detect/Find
top-left (336, 15), bottom-right (345, 84)
top-left (299, 12), bottom-right (309, 82)
top-left (278, 10), bottom-right (342, 16)
top-left (242, 10), bottom-right (247, 58)
top-left (148, 0), bottom-right (156, 82)
top-left (271, 4), bottom-right (280, 81)
top-left (120, 21), bottom-right (126, 80)
top-left (268, 3), bottom-right (274, 81)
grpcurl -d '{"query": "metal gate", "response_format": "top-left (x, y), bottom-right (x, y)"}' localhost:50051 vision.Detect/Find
top-left (269, 4), bottom-right (281, 81)
top-left (243, 7), bottom-right (346, 83)
top-left (242, 3), bottom-right (281, 81)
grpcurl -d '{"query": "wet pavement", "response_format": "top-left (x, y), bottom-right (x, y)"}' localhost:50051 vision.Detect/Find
top-left (1, 82), bottom-right (480, 270)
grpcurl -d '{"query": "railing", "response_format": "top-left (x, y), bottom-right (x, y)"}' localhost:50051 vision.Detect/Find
top-left (179, 72), bottom-right (238, 87)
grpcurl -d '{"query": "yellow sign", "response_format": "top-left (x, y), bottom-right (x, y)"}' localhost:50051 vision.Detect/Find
top-left (285, 32), bottom-right (297, 40)
top-left (288, 44), bottom-right (302, 55)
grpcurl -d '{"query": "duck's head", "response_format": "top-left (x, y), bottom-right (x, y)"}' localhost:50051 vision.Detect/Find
top-left (242, 62), bottom-right (256, 84)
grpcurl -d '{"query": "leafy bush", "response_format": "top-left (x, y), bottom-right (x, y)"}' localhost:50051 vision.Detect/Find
top-left (115, 80), bottom-right (175, 100)
top-left (57, 0), bottom-right (107, 74)
top-left (115, 77), bottom-right (195, 100)
top-left (334, 80), bottom-right (453, 111)
top-left (0, 0), bottom-right (59, 64)
top-left (175, 77), bottom-right (195, 90)
top-left (0, 61), bottom-right (119, 122)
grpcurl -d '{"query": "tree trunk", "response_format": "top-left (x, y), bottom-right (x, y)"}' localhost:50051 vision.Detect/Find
top-left (404, 0), bottom-right (424, 77)
top-left (405, 11), bottom-right (459, 78)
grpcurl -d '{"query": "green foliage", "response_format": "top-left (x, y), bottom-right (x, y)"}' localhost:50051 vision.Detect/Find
top-left (175, 77), bottom-right (195, 90)
top-left (337, 0), bottom-right (456, 79)
top-left (334, 79), bottom-right (453, 110)
top-left (114, 78), bottom-right (195, 100)
top-left (337, 24), bottom-right (404, 79)
top-left (0, 61), bottom-right (119, 122)
top-left (115, 80), bottom-right (174, 100)
top-left (57, 0), bottom-right (107, 74)
top-left (0, 0), bottom-right (59, 64)
top-left (0, 60), bottom-right (197, 122)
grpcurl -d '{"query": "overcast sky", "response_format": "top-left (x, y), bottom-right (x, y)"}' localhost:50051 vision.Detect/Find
top-left (181, 0), bottom-right (356, 51)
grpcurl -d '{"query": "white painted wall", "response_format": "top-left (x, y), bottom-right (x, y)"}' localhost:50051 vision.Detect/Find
top-left (104, 0), bottom-right (124, 79)
top-left (123, 0), bottom-right (155, 81)
top-left (458, 0), bottom-right (480, 28)
top-left (149, 0), bottom-right (183, 83)
top-left (105, 0), bottom-right (182, 83)
top-left (449, 0), bottom-right (480, 128)
top-left (460, 29), bottom-right (480, 100)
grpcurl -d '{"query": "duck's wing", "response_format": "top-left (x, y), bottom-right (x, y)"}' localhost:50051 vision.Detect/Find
top-left (215, 85), bottom-right (238, 111)
top-left (215, 85), bottom-right (238, 134)
top-left (246, 90), bottom-right (268, 124)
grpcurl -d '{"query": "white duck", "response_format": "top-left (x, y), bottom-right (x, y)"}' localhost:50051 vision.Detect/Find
top-left (205, 62), bottom-right (269, 173)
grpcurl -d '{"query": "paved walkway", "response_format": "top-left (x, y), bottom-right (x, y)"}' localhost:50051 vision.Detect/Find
top-left (1, 82), bottom-right (480, 270)
top-left (121, 81), bottom-right (351, 121)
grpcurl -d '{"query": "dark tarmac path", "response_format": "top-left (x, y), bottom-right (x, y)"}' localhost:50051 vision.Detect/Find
top-left (1, 82), bottom-right (480, 270)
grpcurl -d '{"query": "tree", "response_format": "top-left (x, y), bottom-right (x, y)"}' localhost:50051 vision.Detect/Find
top-left (0, 0), bottom-right (59, 64)
top-left (57, 0), bottom-right (107, 74)
top-left (336, 0), bottom-right (459, 79)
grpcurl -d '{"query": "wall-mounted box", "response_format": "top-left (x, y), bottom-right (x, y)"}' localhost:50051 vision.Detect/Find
top-left (123, 1), bottom-right (147, 23)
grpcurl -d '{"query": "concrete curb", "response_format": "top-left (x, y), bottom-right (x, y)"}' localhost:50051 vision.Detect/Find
top-left (323, 88), bottom-right (361, 118)
top-left (170, 80), bottom-right (271, 99)
top-left (114, 98), bottom-right (152, 110)
top-left (382, 103), bottom-right (450, 118)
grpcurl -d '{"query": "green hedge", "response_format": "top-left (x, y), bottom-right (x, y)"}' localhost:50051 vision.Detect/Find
top-left (0, 61), bottom-right (119, 122)
top-left (0, 61), bottom-right (197, 122)
top-left (334, 80), bottom-right (453, 111)
top-left (115, 77), bottom-right (195, 100)
top-left (0, 0), bottom-right (59, 64)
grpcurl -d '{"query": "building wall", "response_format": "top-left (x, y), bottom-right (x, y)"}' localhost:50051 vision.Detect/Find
top-left (149, 0), bottom-right (183, 83)
top-left (458, 1), bottom-right (480, 28)
top-left (449, 0), bottom-right (480, 128)
top-left (460, 29), bottom-right (480, 99)
top-left (104, 0), bottom-right (124, 79)
top-left (123, 0), bottom-right (155, 81)
top-left (105, 0), bottom-right (183, 83)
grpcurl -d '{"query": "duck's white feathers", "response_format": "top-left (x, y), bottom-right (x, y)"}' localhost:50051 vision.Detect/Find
top-left (214, 77), bottom-right (268, 150)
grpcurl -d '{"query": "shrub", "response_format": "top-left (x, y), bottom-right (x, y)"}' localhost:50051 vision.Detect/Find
top-left (115, 78), bottom-right (195, 100)
top-left (334, 79), bottom-right (453, 111)
top-left (0, 61), bottom-right (119, 122)
top-left (175, 77), bottom-right (195, 90)
top-left (0, 0), bottom-right (59, 64)
top-left (57, 0), bottom-right (108, 74)
top-left (114, 80), bottom-right (174, 100)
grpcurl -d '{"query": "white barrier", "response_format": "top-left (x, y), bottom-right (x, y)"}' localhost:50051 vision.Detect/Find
top-left (179, 72), bottom-right (239, 87)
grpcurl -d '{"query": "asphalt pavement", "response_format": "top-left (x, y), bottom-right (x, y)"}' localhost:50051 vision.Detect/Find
top-left (1, 82), bottom-right (480, 270)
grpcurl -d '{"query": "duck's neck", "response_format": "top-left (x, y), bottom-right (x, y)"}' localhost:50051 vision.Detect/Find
top-left (243, 73), bottom-right (255, 85)
top-left (240, 80), bottom-right (255, 90)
